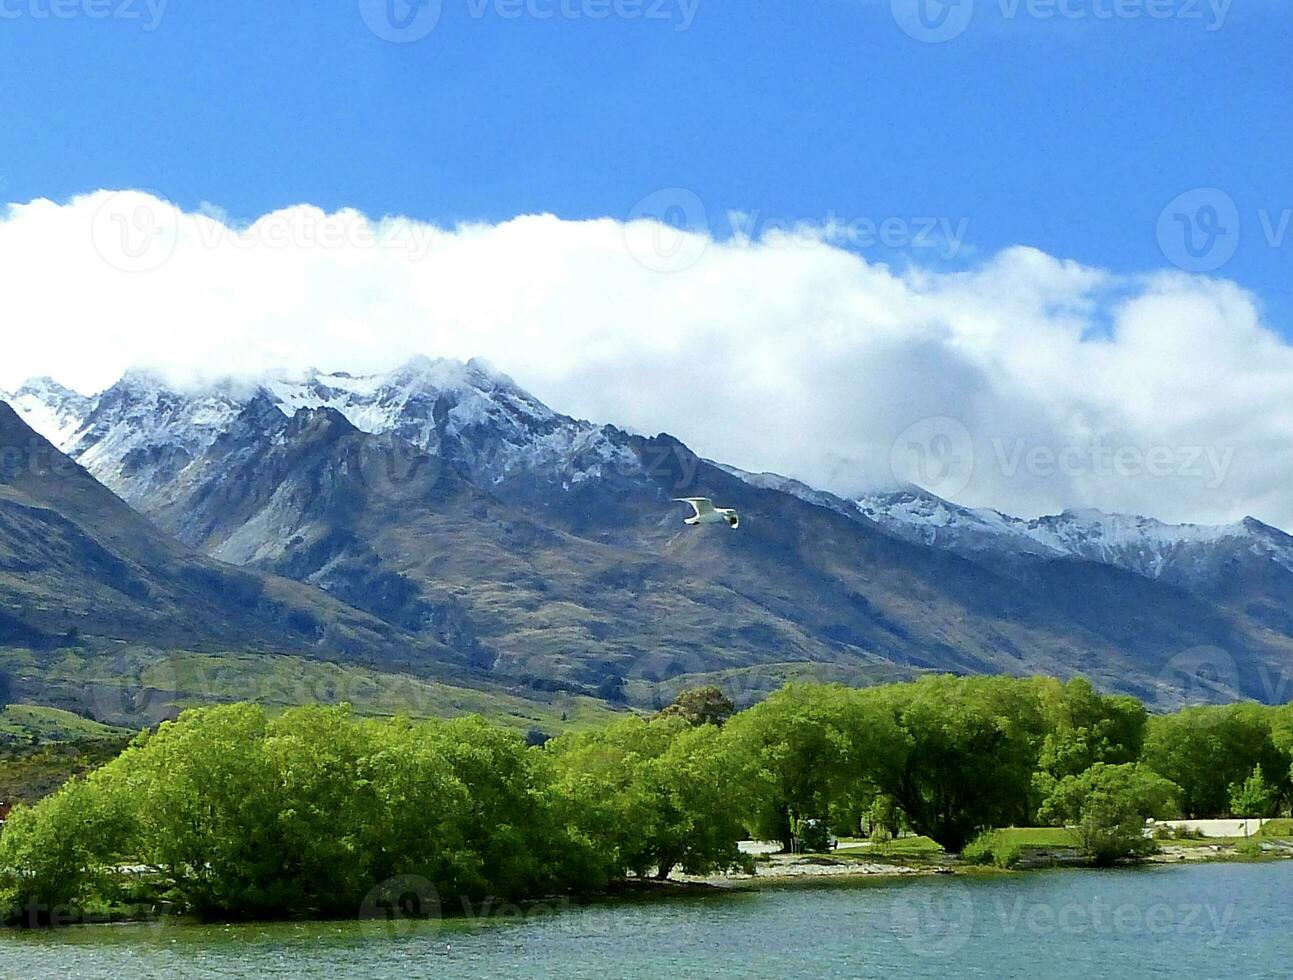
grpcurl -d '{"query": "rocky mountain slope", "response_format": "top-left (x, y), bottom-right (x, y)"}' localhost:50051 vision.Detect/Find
top-left (5, 360), bottom-right (1291, 707)
top-left (853, 487), bottom-right (1293, 639)
top-left (0, 402), bottom-right (461, 668)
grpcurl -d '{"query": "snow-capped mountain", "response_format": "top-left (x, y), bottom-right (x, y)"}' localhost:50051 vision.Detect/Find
top-left (854, 486), bottom-right (1063, 558)
top-left (0, 400), bottom-right (460, 674)
top-left (9, 363), bottom-right (1291, 595)
top-left (61, 370), bottom-right (249, 505)
top-left (853, 485), bottom-right (1293, 591)
top-left (5, 359), bottom-right (1292, 707)
top-left (262, 356), bottom-right (644, 495)
top-left (4, 357), bottom-right (642, 509)
top-left (0, 377), bottom-right (94, 449)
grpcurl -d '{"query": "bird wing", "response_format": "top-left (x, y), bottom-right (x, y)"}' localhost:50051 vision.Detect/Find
top-left (673, 497), bottom-right (714, 517)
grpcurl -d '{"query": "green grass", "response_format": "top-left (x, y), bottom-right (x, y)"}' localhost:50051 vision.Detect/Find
top-left (961, 827), bottom-right (1082, 868)
top-left (1259, 818), bottom-right (1293, 838)
top-left (149, 652), bottom-right (623, 733)
top-left (856, 835), bottom-right (945, 856)
top-left (0, 704), bottom-right (133, 806)
top-left (625, 661), bottom-right (926, 710)
top-left (989, 827), bottom-right (1081, 848)
top-left (0, 647), bottom-right (627, 735)
top-left (0, 704), bottom-right (130, 744)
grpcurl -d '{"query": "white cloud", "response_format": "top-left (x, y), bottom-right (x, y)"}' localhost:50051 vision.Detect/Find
top-left (2, 189), bottom-right (1291, 531)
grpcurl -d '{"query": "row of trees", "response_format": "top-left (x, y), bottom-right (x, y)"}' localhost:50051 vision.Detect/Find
top-left (2, 674), bottom-right (1292, 924)
top-left (724, 676), bottom-right (1293, 851)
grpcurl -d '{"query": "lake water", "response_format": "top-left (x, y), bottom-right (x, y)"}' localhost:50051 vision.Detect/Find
top-left (2, 862), bottom-right (1290, 978)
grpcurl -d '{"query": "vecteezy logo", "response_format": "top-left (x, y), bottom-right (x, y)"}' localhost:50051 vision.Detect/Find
top-left (359, 875), bottom-right (442, 940)
top-left (87, 651), bottom-right (183, 728)
top-left (889, 880), bottom-right (975, 958)
top-left (1156, 188), bottom-right (1241, 273)
top-left (891, 0), bottom-right (974, 43)
top-left (90, 190), bottom-right (178, 273)
top-left (889, 416), bottom-right (975, 498)
top-left (625, 650), bottom-right (710, 710)
top-left (1156, 645), bottom-right (1240, 705)
top-left (623, 188), bottom-right (710, 273)
top-left (358, 0), bottom-right (442, 42)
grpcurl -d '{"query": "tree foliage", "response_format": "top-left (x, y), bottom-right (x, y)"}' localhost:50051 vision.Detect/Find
top-left (1037, 763), bottom-right (1179, 864)
top-left (859, 676), bottom-right (1045, 851)
top-left (1229, 765), bottom-right (1279, 819)
top-left (1142, 704), bottom-right (1291, 817)
top-left (2, 674), bottom-right (1291, 926)
top-left (547, 716), bottom-right (748, 879)
top-left (719, 684), bottom-right (892, 846)
top-left (655, 686), bottom-right (736, 727)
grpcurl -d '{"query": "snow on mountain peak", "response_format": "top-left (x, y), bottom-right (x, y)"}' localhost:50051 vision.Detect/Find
top-left (5, 357), bottom-right (640, 503)
top-left (7, 362), bottom-right (1287, 586)
top-left (1, 376), bottom-right (95, 449)
top-left (260, 356), bottom-right (560, 451)
top-left (853, 487), bottom-right (1293, 583)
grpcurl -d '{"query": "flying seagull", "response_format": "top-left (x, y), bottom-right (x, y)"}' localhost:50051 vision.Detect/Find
top-left (673, 497), bottom-right (740, 529)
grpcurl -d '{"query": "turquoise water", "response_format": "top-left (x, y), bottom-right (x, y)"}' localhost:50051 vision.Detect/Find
top-left (2, 863), bottom-right (1290, 978)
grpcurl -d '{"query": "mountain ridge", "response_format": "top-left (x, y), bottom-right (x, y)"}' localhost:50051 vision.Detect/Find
top-left (4, 359), bottom-right (1291, 708)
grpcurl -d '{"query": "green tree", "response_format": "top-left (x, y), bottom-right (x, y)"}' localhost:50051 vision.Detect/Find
top-left (547, 716), bottom-right (746, 879)
top-left (1229, 765), bottom-right (1279, 819)
top-left (1270, 703), bottom-right (1293, 793)
top-left (351, 715), bottom-right (476, 898)
top-left (1033, 677), bottom-right (1147, 781)
top-left (1143, 704), bottom-right (1288, 817)
top-left (864, 676), bottom-right (1044, 852)
top-left (720, 684), bottom-right (888, 846)
top-left (113, 703), bottom-right (292, 917)
top-left (866, 794), bottom-right (903, 843)
top-left (424, 715), bottom-right (575, 900)
top-left (638, 724), bottom-right (750, 877)
top-left (655, 686), bottom-right (736, 727)
top-left (1038, 763), bottom-right (1179, 865)
top-left (0, 773), bottom-right (131, 925)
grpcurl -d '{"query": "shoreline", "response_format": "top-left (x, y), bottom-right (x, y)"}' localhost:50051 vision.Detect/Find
top-left (6, 840), bottom-right (1291, 932)
top-left (675, 851), bottom-right (948, 887)
top-left (678, 836), bottom-right (1293, 888)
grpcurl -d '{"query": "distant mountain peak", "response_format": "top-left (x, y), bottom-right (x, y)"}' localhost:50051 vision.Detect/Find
top-left (5, 358), bottom-right (639, 509)
top-left (285, 404), bottom-right (360, 438)
top-left (13, 375), bottom-right (79, 398)
top-left (852, 486), bottom-right (1293, 584)
top-left (2, 376), bottom-right (95, 449)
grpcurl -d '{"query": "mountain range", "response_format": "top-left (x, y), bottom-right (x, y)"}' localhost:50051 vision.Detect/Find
top-left (2, 358), bottom-right (1290, 713)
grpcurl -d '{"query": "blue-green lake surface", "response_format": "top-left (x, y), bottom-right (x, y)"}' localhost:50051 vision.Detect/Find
top-left (2, 862), bottom-right (1290, 978)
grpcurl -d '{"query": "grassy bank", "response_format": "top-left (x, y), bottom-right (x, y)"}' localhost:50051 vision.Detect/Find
top-left (1, 645), bottom-right (625, 735)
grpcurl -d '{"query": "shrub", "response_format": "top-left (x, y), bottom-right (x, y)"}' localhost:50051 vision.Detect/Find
top-left (1038, 764), bottom-right (1175, 865)
top-left (961, 830), bottom-right (1023, 869)
top-left (1235, 837), bottom-right (1262, 859)
top-left (1076, 797), bottom-right (1156, 865)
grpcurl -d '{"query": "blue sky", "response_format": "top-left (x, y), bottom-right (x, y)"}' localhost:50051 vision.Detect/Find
top-left (1, 0), bottom-right (1289, 330)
